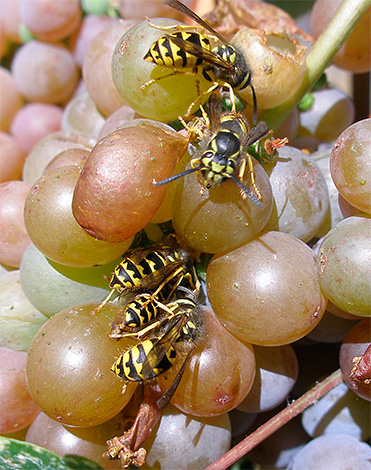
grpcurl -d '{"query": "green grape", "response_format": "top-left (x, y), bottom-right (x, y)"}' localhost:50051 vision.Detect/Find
top-left (206, 231), bottom-right (327, 346)
top-left (171, 157), bottom-right (273, 254)
top-left (316, 216), bottom-right (371, 317)
top-left (26, 302), bottom-right (137, 427)
top-left (111, 18), bottom-right (212, 122)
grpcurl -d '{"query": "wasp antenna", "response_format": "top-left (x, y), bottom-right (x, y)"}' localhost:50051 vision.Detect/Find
top-left (153, 166), bottom-right (202, 186)
top-left (231, 175), bottom-right (264, 208)
top-left (250, 84), bottom-right (258, 126)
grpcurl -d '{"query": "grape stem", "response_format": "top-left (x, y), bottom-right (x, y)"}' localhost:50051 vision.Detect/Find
top-left (205, 368), bottom-right (343, 470)
top-left (261, 0), bottom-right (371, 131)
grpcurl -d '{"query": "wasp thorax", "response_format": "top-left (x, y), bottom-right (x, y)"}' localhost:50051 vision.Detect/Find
top-left (212, 44), bottom-right (251, 90)
top-left (213, 131), bottom-right (241, 156)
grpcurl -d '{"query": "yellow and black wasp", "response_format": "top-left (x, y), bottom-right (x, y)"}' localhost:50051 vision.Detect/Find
top-left (154, 93), bottom-right (270, 207)
top-left (94, 235), bottom-right (199, 313)
top-left (111, 293), bottom-right (200, 409)
top-left (142, 0), bottom-right (258, 118)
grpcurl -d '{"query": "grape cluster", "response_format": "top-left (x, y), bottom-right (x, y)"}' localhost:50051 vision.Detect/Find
top-left (0, 0), bottom-right (370, 469)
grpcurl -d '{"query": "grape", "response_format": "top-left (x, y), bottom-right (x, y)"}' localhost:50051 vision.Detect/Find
top-left (263, 146), bottom-right (330, 242)
top-left (298, 88), bottom-right (355, 142)
top-left (143, 404), bottom-right (231, 469)
top-left (231, 28), bottom-right (307, 109)
top-left (22, 130), bottom-right (94, 185)
top-left (82, 19), bottom-right (137, 117)
top-left (71, 14), bottom-right (117, 68)
top-left (24, 165), bottom-right (134, 267)
top-left (0, 270), bottom-right (47, 351)
top-left (19, 243), bottom-right (116, 316)
top-left (0, 180), bottom-right (31, 267)
top-left (330, 118), bottom-right (371, 215)
top-left (157, 306), bottom-right (256, 417)
top-left (26, 302), bottom-right (137, 427)
top-left (340, 319), bottom-right (371, 401)
top-left (0, 66), bottom-right (23, 132)
top-left (171, 157), bottom-right (273, 254)
top-left (310, 0), bottom-right (371, 73)
top-left (306, 309), bottom-right (359, 344)
top-left (11, 40), bottom-right (79, 105)
top-left (237, 344), bottom-right (298, 413)
top-left (72, 123), bottom-right (187, 242)
top-left (316, 216), bottom-right (371, 317)
top-left (61, 91), bottom-right (105, 140)
top-left (207, 231), bottom-right (327, 346)
top-left (115, 0), bottom-right (194, 20)
top-left (19, 0), bottom-right (82, 42)
top-left (111, 19), bottom-right (212, 122)
top-left (10, 103), bottom-right (63, 154)
top-left (43, 148), bottom-right (90, 175)
top-left (0, 347), bottom-right (40, 434)
top-left (0, 132), bottom-right (26, 184)
top-left (287, 434), bottom-right (371, 470)
top-left (0, 0), bottom-right (22, 43)
top-left (98, 104), bottom-right (138, 139)
top-left (301, 381), bottom-right (370, 440)
top-left (26, 411), bottom-right (126, 470)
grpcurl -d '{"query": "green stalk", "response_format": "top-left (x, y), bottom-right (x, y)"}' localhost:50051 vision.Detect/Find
top-left (261, 0), bottom-right (371, 131)
top-left (205, 369), bottom-right (344, 470)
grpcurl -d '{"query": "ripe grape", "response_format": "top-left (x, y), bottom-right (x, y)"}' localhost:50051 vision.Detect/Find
top-left (11, 40), bottom-right (79, 104)
top-left (340, 318), bottom-right (371, 401)
top-left (171, 157), bottom-right (273, 254)
top-left (143, 403), bottom-right (231, 469)
top-left (237, 344), bottom-right (298, 413)
top-left (287, 434), bottom-right (371, 470)
top-left (0, 66), bottom-right (23, 132)
top-left (19, 0), bottom-right (82, 42)
top-left (207, 231), bottom-right (327, 346)
top-left (0, 270), bottom-right (47, 351)
top-left (330, 118), bottom-right (371, 215)
top-left (0, 180), bottom-right (31, 267)
top-left (10, 103), bottom-right (63, 154)
top-left (157, 306), bottom-right (256, 417)
top-left (24, 166), bottom-right (134, 267)
top-left (0, 132), bottom-right (26, 184)
top-left (26, 303), bottom-right (137, 427)
top-left (316, 216), bottom-right (371, 317)
top-left (0, 347), bottom-right (40, 434)
top-left (264, 146), bottom-right (330, 242)
top-left (72, 123), bottom-right (187, 242)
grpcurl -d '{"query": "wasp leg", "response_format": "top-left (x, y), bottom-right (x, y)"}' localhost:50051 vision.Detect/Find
top-left (92, 289), bottom-right (117, 314)
top-left (238, 156), bottom-right (262, 201)
top-left (185, 81), bottom-right (219, 117)
top-left (141, 68), bottom-right (199, 91)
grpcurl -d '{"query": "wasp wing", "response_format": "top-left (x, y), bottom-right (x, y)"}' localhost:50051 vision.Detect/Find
top-left (244, 121), bottom-right (270, 148)
top-left (139, 315), bottom-right (185, 379)
top-left (165, 34), bottom-right (234, 72)
top-left (164, 0), bottom-right (227, 44)
top-left (208, 93), bottom-right (223, 134)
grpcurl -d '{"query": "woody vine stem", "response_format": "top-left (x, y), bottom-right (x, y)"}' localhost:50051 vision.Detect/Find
top-left (206, 0), bottom-right (370, 468)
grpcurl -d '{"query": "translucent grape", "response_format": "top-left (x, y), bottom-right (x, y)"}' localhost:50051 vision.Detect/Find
top-left (24, 165), bottom-right (134, 267)
top-left (316, 216), bottom-right (371, 317)
top-left (207, 231), bottom-right (327, 346)
top-left (26, 303), bottom-right (137, 427)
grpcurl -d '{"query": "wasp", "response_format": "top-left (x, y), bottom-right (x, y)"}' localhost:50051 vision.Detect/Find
top-left (154, 93), bottom-right (270, 207)
top-left (142, 0), bottom-right (258, 118)
top-left (111, 295), bottom-right (200, 409)
top-left (94, 235), bottom-right (199, 313)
